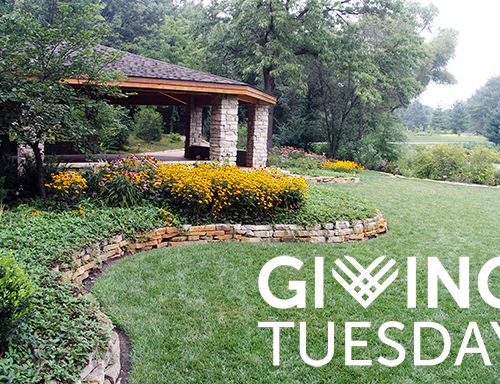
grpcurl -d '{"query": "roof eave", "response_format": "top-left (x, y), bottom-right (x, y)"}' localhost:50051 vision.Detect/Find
top-left (65, 76), bottom-right (277, 105)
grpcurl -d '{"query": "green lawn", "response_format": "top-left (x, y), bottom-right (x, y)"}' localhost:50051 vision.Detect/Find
top-left (92, 172), bottom-right (500, 383)
top-left (405, 134), bottom-right (489, 144)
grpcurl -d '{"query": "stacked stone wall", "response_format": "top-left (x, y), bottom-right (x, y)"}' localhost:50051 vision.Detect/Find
top-left (64, 214), bottom-right (388, 284)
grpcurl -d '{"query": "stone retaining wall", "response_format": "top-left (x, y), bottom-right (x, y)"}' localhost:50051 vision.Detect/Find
top-left (62, 213), bottom-right (387, 384)
top-left (63, 214), bottom-right (387, 284)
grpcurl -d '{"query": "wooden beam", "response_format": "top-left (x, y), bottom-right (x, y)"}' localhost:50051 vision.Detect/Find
top-left (64, 77), bottom-right (276, 105)
top-left (159, 91), bottom-right (187, 105)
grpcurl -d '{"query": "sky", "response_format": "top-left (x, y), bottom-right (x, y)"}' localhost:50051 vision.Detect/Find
top-left (417, 0), bottom-right (500, 109)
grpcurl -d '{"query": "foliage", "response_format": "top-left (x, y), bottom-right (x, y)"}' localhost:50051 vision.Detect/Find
top-left (0, 155), bottom-right (22, 204)
top-left (132, 14), bottom-right (203, 70)
top-left (267, 146), bottom-right (366, 174)
top-left (447, 100), bottom-right (469, 134)
top-left (0, 253), bottom-right (33, 349)
top-left (414, 144), bottom-right (467, 180)
top-left (0, 277), bottom-right (110, 384)
top-left (100, 0), bottom-right (169, 48)
top-left (49, 156), bottom-right (310, 223)
top-left (0, 4), bottom-right (125, 200)
top-left (87, 156), bottom-right (162, 208)
top-left (468, 76), bottom-right (500, 134)
top-left (467, 145), bottom-right (500, 185)
top-left (385, 143), bottom-right (500, 186)
top-left (396, 100), bottom-right (434, 132)
top-left (0, 204), bottom-right (174, 381)
top-left (484, 107), bottom-right (500, 145)
top-left (166, 133), bottom-right (182, 143)
top-left (94, 103), bottom-right (134, 150)
top-left (134, 109), bottom-right (164, 144)
top-left (13, 155), bottom-right (69, 202)
top-left (429, 106), bottom-right (449, 132)
top-left (309, 7), bottom-right (431, 159)
top-left (267, 146), bottom-right (327, 170)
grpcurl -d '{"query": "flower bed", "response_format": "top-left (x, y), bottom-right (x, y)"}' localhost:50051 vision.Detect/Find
top-left (267, 146), bottom-right (365, 177)
top-left (46, 157), bottom-right (309, 223)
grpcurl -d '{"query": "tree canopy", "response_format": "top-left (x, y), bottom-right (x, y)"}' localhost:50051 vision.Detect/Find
top-left (195, 0), bottom-right (457, 159)
top-left (0, 4), bottom-right (125, 199)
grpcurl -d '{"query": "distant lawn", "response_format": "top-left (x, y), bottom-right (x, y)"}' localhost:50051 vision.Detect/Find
top-left (93, 172), bottom-right (500, 383)
top-left (405, 134), bottom-right (489, 144)
top-left (105, 134), bottom-right (185, 154)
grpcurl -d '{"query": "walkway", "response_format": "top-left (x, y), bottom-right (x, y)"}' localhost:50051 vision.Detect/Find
top-left (67, 148), bottom-right (204, 169)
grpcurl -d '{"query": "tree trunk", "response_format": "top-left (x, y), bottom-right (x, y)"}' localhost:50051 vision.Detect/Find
top-left (31, 142), bottom-right (46, 201)
top-left (263, 66), bottom-right (276, 151)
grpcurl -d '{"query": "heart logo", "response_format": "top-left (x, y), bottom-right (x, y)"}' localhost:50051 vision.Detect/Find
top-left (332, 256), bottom-right (398, 308)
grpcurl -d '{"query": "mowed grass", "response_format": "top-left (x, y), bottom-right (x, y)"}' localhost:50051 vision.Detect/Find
top-left (405, 134), bottom-right (489, 144)
top-left (92, 172), bottom-right (500, 383)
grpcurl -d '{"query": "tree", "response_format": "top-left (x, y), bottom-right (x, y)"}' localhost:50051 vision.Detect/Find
top-left (134, 108), bottom-right (164, 143)
top-left (429, 106), bottom-right (449, 132)
top-left (468, 76), bottom-right (500, 134)
top-left (484, 108), bottom-right (500, 145)
top-left (198, 0), bottom-right (335, 149)
top-left (447, 100), bottom-right (469, 134)
top-left (396, 101), bottom-right (433, 131)
top-left (0, 4), bottom-right (124, 200)
top-left (100, 0), bottom-right (167, 48)
top-left (132, 15), bottom-right (203, 70)
top-left (310, 5), bottom-right (429, 158)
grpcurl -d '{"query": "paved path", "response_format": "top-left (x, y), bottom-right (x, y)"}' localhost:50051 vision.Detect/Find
top-left (99, 148), bottom-right (193, 163)
top-left (68, 148), bottom-right (204, 168)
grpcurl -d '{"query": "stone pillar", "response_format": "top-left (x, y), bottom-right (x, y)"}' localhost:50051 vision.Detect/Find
top-left (246, 101), bottom-right (270, 167)
top-left (209, 94), bottom-right (239, 164)
top-left (184, 97), bottom-right (203, 158)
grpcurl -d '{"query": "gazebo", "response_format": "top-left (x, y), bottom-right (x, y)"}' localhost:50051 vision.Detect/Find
top-left (66, 45), bottom-right (276, 167)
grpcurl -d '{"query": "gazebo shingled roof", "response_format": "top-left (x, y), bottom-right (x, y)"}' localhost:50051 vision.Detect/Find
top-left (99, 45), bottom-right (245, 85)
top-left (65, 45), bottom-right (276, 106)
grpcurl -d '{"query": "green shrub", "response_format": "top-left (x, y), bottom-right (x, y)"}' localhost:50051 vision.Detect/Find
top-left (467, 145), bottom-right (500, 185)
top-left (134, 109), bottom-right (164, 144)
top-left (267, 146), bottom-right (326, 170)
top-left (99, 124), bottom-right (130, 151)
top-left (237, 124), bottom-right (247, 149)
top-left (166, 132), bottom-right (182, 143)
top-left (96, 104), bottom-right (133, 151)
top-left (0, 253), bottom-right (33, 349)
top-left (414, 144), bottom-right (467, 180)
